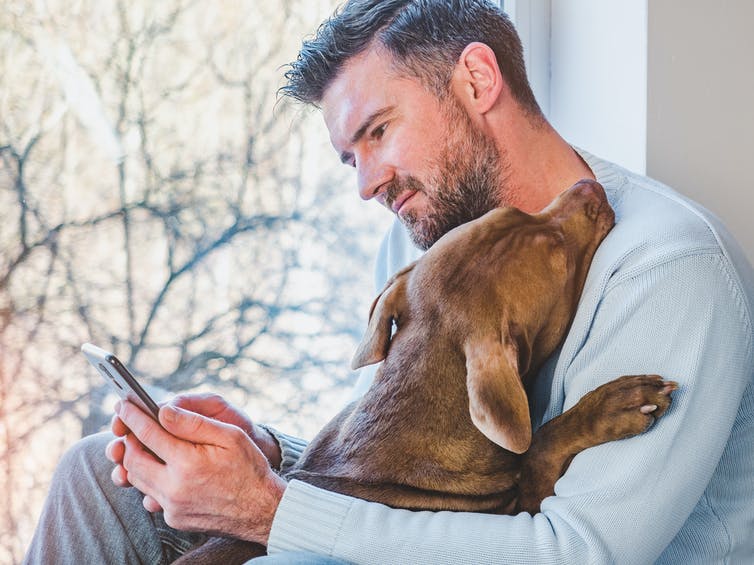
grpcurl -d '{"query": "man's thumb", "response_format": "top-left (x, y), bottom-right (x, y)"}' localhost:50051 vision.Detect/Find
top-left (159, 404), bottom-right (228, 445)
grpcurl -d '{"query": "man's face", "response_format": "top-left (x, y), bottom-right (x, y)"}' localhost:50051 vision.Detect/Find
top-left (321, 48), bottom-right (508, 250)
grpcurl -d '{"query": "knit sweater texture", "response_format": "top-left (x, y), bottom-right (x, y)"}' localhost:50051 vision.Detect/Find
top-left (266, 150), bottom-right (754, 564)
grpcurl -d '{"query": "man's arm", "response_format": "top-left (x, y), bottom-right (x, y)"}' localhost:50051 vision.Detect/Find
top-left (267, 251), bottom-right (753, 563)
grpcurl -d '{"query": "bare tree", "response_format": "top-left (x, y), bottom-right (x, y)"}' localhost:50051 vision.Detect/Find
top-left (0, 1), bottom-right (389, 561)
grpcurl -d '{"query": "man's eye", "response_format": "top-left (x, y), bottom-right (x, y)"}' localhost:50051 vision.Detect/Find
top-left (371, 123), bottom-right (387, 140)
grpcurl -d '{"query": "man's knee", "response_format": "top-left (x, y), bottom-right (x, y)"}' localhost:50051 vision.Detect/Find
top-left (27, 432), bottom-right (165, 564)
top-left (51, 432), bottom-right (115, 496)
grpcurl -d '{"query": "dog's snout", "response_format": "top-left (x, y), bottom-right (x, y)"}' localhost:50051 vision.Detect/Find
top-left (585, 198), bottom-right (603, 223)
top-left (571, 181), bottom-right (605, 216)
top-left (545, 179), bottom-right (605, 220)
top-left (584, 200), bottom-right (600, 222)
top-left (572, 178), bottom-right (603, 196)
top-left (564, 180), bottom-right (614, 228)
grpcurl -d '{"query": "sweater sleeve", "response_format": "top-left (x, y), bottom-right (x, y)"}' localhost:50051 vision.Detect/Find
top-left (258, 425), bottom-right (308, 474)
top-left (267, 251), bottom-right (754, 564)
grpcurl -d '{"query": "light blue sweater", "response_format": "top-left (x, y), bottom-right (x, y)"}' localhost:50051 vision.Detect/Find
top-left (267, 150), bottom-right (754, 564)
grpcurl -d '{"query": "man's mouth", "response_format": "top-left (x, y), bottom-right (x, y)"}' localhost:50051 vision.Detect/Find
top-left (391, 190), bottom-right (418, 215)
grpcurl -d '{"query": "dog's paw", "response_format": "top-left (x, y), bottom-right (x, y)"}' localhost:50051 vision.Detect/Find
top-left (582, 374), bottom-right (678, 441)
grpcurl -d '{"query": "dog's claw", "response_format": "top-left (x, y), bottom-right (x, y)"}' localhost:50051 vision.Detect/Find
top-left (662, 381), bottom-right (679, 395)
top-left (582, 375), bottom-right (678, 441)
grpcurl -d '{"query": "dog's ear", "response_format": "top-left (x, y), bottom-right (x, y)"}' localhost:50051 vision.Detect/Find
top-left (464, 335), bottom-right (531, 453)
top-left (351, 263), bottom-right (416, 369)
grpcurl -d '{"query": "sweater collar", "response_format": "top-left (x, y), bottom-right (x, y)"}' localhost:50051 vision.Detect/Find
top-left (573, 146), bottom-right (626, 194)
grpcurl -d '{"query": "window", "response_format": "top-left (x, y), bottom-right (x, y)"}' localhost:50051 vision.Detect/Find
top-left (501, 0), bottom-right (552, 116)
top-left (0, 2), bottom-right (387, 560)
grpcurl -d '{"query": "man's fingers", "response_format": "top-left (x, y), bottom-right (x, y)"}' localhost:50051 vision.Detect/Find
top-left (122, 432), bottom-right (165, 493)
top-left (168, 394), bottom-right (253, 432)
top-left (169, 393), bottom-right (225, 415)
top-left (118, 400), bottom-right (174, 461)
top-left (105, 436), bottom-right (125, 464)
top-left (110, 463), bottom-right (131, 487)
top-left (142, 495), bottom-right (163, 513)
top-left (159, 404), bottom-right (238, 446)
top-left (111, 412), bottom-right (130, 437)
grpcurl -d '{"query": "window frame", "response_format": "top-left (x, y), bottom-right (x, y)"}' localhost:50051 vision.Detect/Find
top-left (501, 0), bottom-right (552, 116)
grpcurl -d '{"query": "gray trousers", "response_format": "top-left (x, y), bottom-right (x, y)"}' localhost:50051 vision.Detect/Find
top-left (24, 432), bottom-right (347, 564)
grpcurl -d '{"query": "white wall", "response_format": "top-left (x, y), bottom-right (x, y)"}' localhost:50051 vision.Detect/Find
top-left (548, 0), bottom-right (648, 175)
top-left (543, 0), bottom-right (754, 264)
top-left (646, 0), bottom-right (754, 263)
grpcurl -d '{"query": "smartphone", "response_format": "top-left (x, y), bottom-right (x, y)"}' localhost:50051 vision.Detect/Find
top-left (81, 343), bottom-right (161, 422)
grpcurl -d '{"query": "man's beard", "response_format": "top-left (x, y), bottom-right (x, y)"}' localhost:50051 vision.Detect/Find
top-left (385, 102), bottom-right (512, 250)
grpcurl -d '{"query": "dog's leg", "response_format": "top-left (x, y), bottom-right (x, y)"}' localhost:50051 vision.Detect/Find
top-left (517, 374), bottom-right (677, 513)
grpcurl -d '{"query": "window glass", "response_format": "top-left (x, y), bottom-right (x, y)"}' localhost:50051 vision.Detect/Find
top-left (0, 1), bottom-right (389, 559)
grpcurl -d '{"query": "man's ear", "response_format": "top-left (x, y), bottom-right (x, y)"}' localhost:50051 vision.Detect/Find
top-left (453, 42), bottom-right (504, 115)
top-left (351, 263), bottom-right (415, 369)
top-left (464, 333), bottom-right (531, 454)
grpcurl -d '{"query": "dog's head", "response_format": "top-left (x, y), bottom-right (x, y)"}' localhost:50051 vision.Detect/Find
top-left (352, 180), bottom-right (614, 453)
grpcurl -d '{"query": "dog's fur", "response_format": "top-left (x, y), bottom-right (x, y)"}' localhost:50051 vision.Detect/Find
top-left (176, 180), bottom-right (676, 563)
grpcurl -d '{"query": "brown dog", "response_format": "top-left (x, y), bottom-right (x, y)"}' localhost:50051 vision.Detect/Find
top-left (176, 180), bottom-right (676, 562)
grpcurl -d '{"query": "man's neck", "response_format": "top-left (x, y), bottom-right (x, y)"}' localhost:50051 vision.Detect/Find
top-left (492, 113), bottom-right (595, 214)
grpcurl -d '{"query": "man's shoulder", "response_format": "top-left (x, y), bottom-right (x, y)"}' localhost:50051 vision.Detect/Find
top-left (585, 155), bottom-right (754, 316)
top-left (609, 175), bottom-right (719, 259)
top-left (590, 156), bottom-right (736, 275)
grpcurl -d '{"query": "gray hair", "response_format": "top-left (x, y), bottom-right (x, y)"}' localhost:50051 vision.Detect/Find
top-left (281, 0), bottom-right (542, 117)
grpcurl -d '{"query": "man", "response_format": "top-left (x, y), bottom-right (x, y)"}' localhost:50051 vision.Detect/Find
top-left (26, 1), bottom-right (754, 563)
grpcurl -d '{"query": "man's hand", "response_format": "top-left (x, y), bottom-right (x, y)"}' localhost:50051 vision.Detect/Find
top-left (105, 396), bottom-right (287, 544)
top-left (164, 393), bottom-right (283, 468)
top-left (107, 393), bottom-right (283, 487)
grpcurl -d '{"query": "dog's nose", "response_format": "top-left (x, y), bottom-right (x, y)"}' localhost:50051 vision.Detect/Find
top-left (572, 181), bottom-right (615, 239)
top-left (544, 180), bottom-right (614, 244)
top-left (547, 179), bottom-right (606, 220)
top-left (572, 179), bottom-right (604, 210)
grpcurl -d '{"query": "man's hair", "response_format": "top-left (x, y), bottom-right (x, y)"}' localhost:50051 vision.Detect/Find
top-left (281, 0), bottom-right (541, 117)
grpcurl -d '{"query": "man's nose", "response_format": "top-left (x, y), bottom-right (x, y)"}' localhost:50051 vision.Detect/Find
top-left (356, 156), bottom-right (391, 201)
